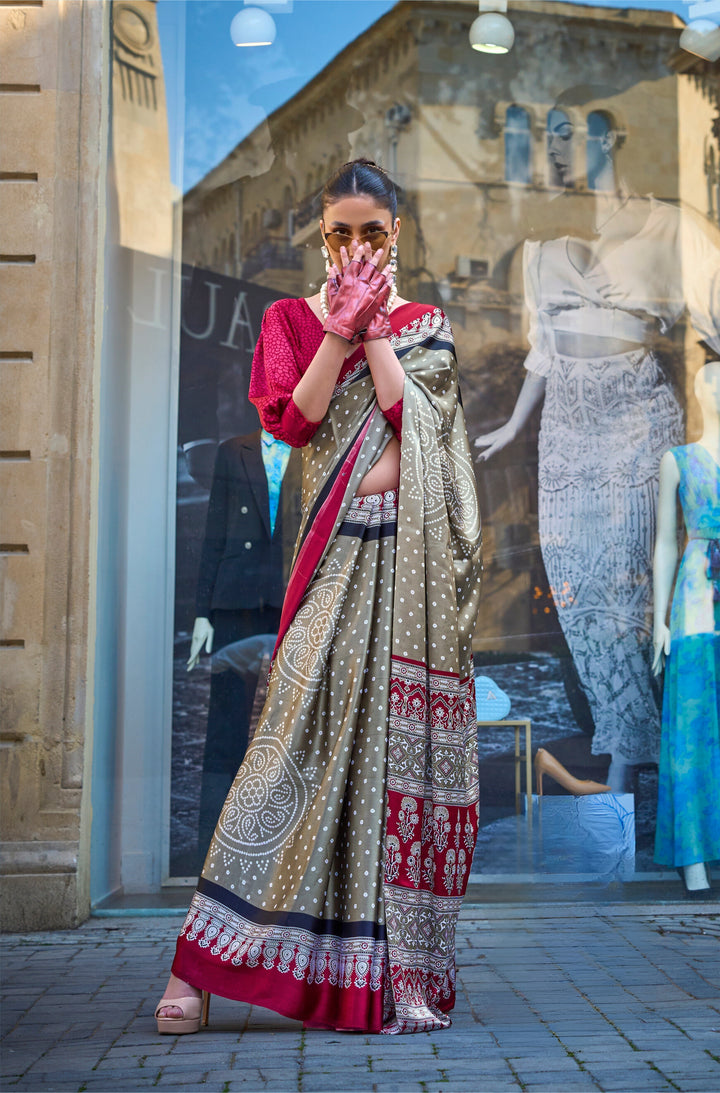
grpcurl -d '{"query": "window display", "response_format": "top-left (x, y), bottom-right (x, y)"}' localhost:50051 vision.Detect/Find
top-left (104, 0), bottom-right (719, 902)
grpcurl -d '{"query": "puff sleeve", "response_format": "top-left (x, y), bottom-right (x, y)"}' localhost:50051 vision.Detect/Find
top-left (248, 302), bottom-right (323, 448)
top-left (522, 240), bottom-right (553, 377)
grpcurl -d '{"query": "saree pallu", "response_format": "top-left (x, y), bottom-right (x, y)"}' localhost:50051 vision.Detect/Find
top-left (173, 304), bottom-right (483, 1034)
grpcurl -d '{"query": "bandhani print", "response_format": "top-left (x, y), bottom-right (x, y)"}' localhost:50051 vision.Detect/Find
top-left (172, 301), bottom-right (482, 1034)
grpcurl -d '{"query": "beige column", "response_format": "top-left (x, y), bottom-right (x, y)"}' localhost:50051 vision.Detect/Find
top-left (0, 0), bottom-right (107, 930)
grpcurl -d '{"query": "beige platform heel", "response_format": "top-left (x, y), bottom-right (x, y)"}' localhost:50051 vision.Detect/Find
top-left (155, 990), bottom-right (210, 1034)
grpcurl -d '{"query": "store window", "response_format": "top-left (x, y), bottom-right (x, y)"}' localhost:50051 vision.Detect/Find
top-left (96, 0), bottom-right (720, 906)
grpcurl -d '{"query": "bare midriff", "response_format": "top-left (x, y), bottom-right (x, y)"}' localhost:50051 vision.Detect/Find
top-left (554, 331), bottom-right (645, 359)
top-left (357, 433), bottom-right (401, 495)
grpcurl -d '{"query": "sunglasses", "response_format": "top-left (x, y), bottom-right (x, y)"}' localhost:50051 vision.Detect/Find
top-left (323, 229), bottom-right (390, 254)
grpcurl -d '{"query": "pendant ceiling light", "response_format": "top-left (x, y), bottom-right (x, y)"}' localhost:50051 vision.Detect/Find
top-left (230, 6), bottom-right (277, 47)
top-left (469, 1), bottom-right (515, 54)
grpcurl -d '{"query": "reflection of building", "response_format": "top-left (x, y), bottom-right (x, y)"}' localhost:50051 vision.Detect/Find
top-left (184, 1), bottom-right (717, 346)
top-left (182, 0), bottom-right (720, 652)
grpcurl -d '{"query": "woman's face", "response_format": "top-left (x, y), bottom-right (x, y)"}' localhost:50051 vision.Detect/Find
top-left (547, 109), bottom-right (573, 186)
top-left (320, 193), bottom-right (400, 271)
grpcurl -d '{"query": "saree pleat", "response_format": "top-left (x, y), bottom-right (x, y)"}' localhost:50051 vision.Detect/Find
top-left (173, 304), bottom-right (483, 1034)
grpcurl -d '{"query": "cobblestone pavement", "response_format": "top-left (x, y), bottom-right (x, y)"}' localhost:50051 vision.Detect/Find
top-left (2, 904), bottom-right (719, 1093)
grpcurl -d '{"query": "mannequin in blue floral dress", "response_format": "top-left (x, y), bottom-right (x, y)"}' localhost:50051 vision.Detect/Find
top-left (653, 363), bottom-right (720, 895)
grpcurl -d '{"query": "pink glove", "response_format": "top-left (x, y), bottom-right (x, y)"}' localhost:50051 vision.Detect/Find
top-left (323, 258), bottom-right (387, 342)
top-left (362, 277), bottom-right (392, 341)
top-left (325, 261), bottom-right (341, 311)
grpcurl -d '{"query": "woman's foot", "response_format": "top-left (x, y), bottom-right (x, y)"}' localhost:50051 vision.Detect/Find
top-left (156, 973), bottom-right (202, 1020)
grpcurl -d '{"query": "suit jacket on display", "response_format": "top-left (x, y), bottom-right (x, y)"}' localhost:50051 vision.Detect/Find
top-left (195, 431), bottom-right (301, 617)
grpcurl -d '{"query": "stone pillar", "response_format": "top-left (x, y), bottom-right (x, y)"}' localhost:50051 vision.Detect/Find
top-left (111, 0), bottom-right (173, 256)
top-left (0, 0), bottom-right (107, 930)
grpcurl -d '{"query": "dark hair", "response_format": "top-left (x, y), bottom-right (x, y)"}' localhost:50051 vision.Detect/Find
top-left (321, 157), bottom-right (397, 220)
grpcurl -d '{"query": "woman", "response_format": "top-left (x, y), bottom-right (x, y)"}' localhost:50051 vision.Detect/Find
top-left (476, 128), bottom-right (720, 792)
top-left (156, 159), bottom-right (483, 1035)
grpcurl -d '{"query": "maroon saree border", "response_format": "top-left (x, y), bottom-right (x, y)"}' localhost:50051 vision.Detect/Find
top-left (174, 939), bottom-right (385, 1033)
top-left (271, 410), bottom-right (375, 660)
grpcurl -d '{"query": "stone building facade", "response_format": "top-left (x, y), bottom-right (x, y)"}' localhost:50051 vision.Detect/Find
top-left (0, 0), bottom-right (174, 931)
top-left (0, 0), bottom-right (106, 930)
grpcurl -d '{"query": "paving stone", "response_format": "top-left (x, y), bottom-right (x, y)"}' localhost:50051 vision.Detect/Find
top-left (2, 909), bottom-right (720, 1091)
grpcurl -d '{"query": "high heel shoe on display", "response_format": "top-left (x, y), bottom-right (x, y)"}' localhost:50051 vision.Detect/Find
top-left (534, 747), bottom-right (613, 797)
top-left (155, 990), bottom-right (210, 1034)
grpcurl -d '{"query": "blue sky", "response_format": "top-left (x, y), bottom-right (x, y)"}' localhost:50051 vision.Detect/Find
top-left (157, 0), bottom-right (696, 193)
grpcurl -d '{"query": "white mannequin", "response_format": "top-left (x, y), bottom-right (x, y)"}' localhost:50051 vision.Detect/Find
top-left (187, 617), bottom-right (214, 671)
top-left (652, 360), bottom-right (720, 893)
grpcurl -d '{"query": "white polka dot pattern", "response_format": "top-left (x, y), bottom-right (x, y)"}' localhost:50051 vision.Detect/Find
top-left (173, 305), bottom-right (483, 1038)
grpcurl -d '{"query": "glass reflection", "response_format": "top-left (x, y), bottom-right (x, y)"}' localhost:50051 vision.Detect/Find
top-left (505, 104), bottom-right (532, 185)
top-left (144, 0), bottom-right (720, 895)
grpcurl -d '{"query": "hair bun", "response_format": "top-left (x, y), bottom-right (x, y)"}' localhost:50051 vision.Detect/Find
top-left (344, 156), bottom-right (386, 173)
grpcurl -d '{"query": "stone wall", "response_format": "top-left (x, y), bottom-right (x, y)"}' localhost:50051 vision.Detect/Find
top-left (0, 0), bottom-right (106, 930)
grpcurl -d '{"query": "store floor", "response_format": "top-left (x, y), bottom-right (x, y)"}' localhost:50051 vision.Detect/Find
top-left (2, 904), bottom-right (719, 1092)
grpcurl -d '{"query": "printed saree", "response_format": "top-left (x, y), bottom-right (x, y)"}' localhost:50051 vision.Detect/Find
top-left (172, 301), bottom-right (483, 1034)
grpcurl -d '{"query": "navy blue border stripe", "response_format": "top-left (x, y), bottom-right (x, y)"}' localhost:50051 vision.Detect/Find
top-left (197, 877), bottom-right (387, 941)
top-left (395, 334), bottom-right (456, 362)
top-left (337, 520), bottom-right (397, 540)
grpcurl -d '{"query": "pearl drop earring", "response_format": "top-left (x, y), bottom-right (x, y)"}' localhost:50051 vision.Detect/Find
top-left (321, 244), bottom-right (331, 273)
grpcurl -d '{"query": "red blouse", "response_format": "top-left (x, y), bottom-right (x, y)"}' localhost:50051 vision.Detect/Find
top-left (248, 297), bottom-right (404, 448)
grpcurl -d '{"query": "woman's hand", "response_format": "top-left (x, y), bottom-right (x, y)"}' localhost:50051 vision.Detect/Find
top-left (474, 421), bottom-right (518, 462)
top-left (323, 241), bottom-right (388, 342)
top-left (326, 259), bottom-right (342, 308)
top-left (652, 622), bottom-right (670, 676)
top-left (362, 261), bottom-right (393, 341)
top-left (340, 240), bottom-right (393, 341)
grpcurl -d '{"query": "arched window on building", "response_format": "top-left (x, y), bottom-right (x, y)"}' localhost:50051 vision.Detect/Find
top-left (504, 105), bottom-right (531, 185)
top-left (587, 110), bottom-right (613, 191)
